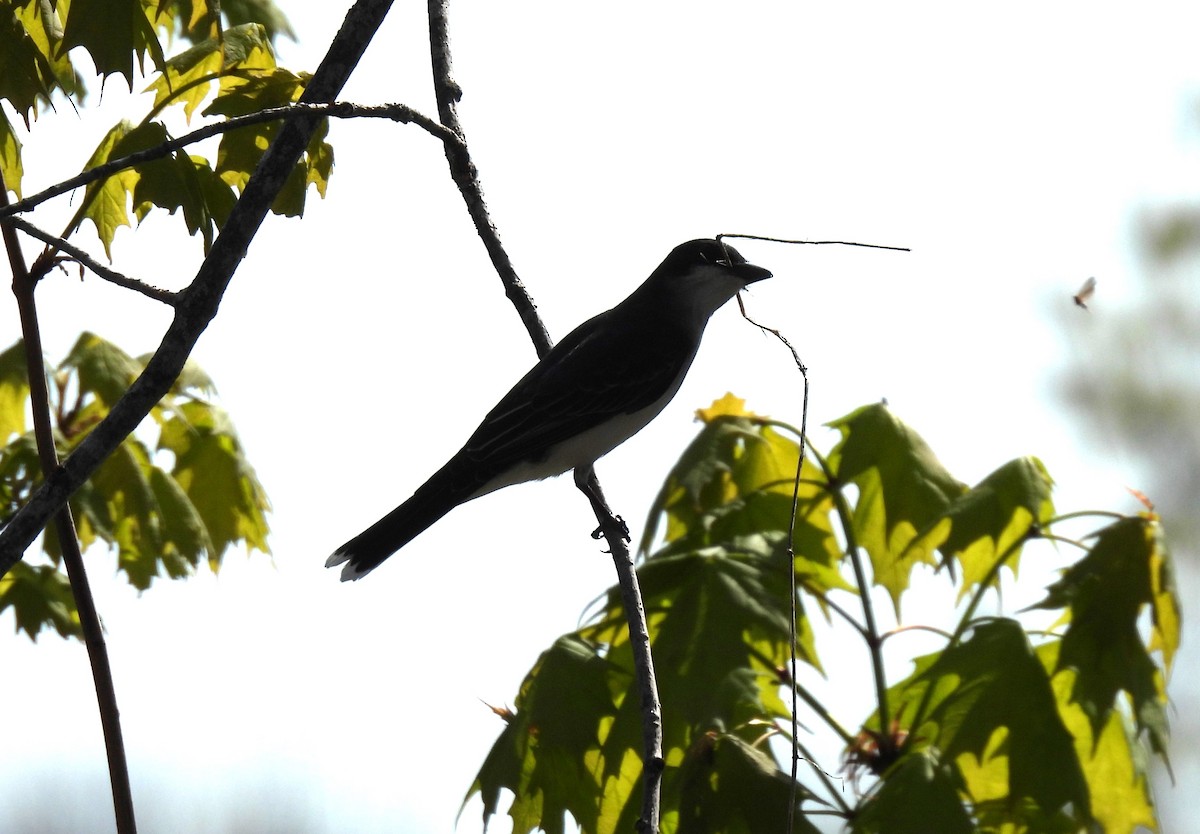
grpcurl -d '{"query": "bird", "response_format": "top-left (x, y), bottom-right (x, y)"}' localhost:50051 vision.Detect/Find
top-left (326, 238), bottom-right (772, 580)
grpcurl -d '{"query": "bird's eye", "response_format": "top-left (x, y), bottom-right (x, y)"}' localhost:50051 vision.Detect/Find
top-left (715, 259), bottom-right (731, 267)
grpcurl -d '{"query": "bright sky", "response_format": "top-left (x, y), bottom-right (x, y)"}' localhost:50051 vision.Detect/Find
top-left (3, 2), bottom-right (1198, 832)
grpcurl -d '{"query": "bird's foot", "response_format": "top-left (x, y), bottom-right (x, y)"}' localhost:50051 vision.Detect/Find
top-left (591, 514), bottom-right (630, 541)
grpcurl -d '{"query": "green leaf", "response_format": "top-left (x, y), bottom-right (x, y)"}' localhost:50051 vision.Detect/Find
top-left (826, 403), bottom-right (966, 612)
top-left (1031, 515), bottom-right (1177, 760)
top-left (851, 749), bottom-right (974, 834)
top-left (0, 108), bottom-right (25, 197)
top-left (1039, 642), bottom-right (1157, 834)
top-left (0, 341), bottom-right (31, 442)
top-left (0, 4), bottom-right (59, 124)
top-left (918, 456), bottom-right (1055, 599)
top-left (205, 59), bottom-right (333, 217)
top-left (221, 0), bottom-right (295, 43)
top-left (73, 120), bottom-right (140, 256)
top-left (0, 432), bottom-right (41, 532)
top-left (60, 332), bottom-right (142, 408)
top-left (145, 21), bottom-right (267, 120)
top-left (0, 562), bottom-right (80, 639)
top-left (159, 400), bottom-right (270, 559)
top-left (673, 733), bottom-right (820, 834)
top-left (59, 0), bottom-right (166, 90)
top-left (140, 353), bottom-right (218, 400)
top-left (576, 543), bottom-right (813, 830)
top-left (465, 636), bottom-right (614, 834)
top-left (131, 148), bottom-right (236, 252)
top-left (892, 619), bottom-right (1091, 823)
top-left (642, 413), bottom-right (847, 597)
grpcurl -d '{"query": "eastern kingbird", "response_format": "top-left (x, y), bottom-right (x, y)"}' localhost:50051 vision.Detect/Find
top-left (327, 238), bottom-right (771, 580)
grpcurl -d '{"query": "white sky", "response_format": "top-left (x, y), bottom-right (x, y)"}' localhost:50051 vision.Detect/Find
top-left (3, 2), bottom-right (1198, 832)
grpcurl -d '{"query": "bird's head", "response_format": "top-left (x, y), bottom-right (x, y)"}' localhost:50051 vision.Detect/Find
top-left (643, 238), bottom-right (772, 324)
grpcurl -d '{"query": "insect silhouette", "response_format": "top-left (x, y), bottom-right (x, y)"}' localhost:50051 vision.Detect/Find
top-left (1073, 277), bottom-right (1097, 310)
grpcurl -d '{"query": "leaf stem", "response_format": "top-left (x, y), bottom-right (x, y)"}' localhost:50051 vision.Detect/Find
top-left (949, 531), bottom-right (1032, 646)
top-left (794, 738), bottom-right (853, 817)
top-left (814, 451), bottom-right (892, 744)
top-left (744, 644), bottom-right (856, 747)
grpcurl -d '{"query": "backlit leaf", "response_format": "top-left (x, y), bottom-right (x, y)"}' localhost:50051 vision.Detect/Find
top-left (73, 120), bottom-right (140, 256)
top-left (1039, 642), bottom-right (1157, 834)
top-left (673, 733), bottom-right (819, 834)
top-left (59, 0), bottom-right (166, 89)
top-left (1030, 516), bottom-right (1177, 759)
top-left (159, 400), bottom-right (270, 558)
top-left (826, 403), bottom-right (966, 611)
top-left (0, 562), bottom-right (80, 639)
top-left (0, 4), bottom-right (59, 123)
top-left (0, 341), bottom-right (30, 441)
top-left (60, 331), bottom-right (141, 407)
top-left (851, 749), bottom-right (973, 834)
top-left (465, 635), bottom-right (613, 834)
top-left (915, 456), bottom-right (1055, 599)
top-left (892, 619), bottom-right (1090, 823)
top-left (0, 109), bottom-right (24, 197)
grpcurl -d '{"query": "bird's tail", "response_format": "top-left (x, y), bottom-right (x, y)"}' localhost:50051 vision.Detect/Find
top-left (326, 457), bottom-right (481, 581)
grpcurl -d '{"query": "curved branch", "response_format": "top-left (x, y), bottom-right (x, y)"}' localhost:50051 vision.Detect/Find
top-left (427, 0), bottom-right (551, 357)
top-left (0, 101), bottom-right (455, 221)
top-left (0, 0), bottom-right (398, 577)
top-left (5, 216), bottom-right (177, 305)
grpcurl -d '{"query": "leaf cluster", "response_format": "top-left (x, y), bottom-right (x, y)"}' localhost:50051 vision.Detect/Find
top-left (0, 334), bottom-right (270, 639)
top-left (1, 0), bottom-right (328, 257)
top-left (467, 396), bottom-right (1178, 833)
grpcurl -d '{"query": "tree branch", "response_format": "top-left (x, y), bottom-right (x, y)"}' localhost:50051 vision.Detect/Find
top-left (2, 178), bottom-right (138, 834)
top-left (427, 3), bottom-right (660, 829)
top-left (0, 101), bottom-right (455, 221)
top-left (5, 215), bottom-right (177, 305)
top-left (426, 0), bottom-right (551, 357)
top-left (575, 468), bottom-right (664, 834)
top-left (0, 0), bottom-right (398, 577)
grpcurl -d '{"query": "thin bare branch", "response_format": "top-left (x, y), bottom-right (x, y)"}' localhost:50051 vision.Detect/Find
top-left (427, 3), bottom-right (657, 828)
top-left (0, 101), bottom-right (455, 220)
top-left (4, 216), bottom-right (177, 305)
top-left (2, 177), bottom-right (138, 834)
top-left (427, 0), bottom-right (551, 357)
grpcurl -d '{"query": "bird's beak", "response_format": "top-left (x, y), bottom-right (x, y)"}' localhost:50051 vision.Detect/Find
top-left (733, 263), bottom-right (772, 285)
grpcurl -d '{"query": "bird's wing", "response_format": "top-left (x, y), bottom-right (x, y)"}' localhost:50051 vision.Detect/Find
top-left (460, 309), bottom-right (696, 468)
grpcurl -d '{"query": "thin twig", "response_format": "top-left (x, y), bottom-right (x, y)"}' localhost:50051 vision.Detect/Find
top-left (719, 233), bottom-right (910, 253)
top-left (0, 0), bottom-right (397, 577)
top-left (2, 178), bottom-right (138, 834)
top-left (426, 0), bottom-right (551, 357)
top-left (798, 578), bottom-right (869, 640)
top-left (743, 643), bottom-right (856, 747)
top-left (4, 216), bottom-right (177, 305)
top-left (0, 102), bottom-right (457, 221)
top-left (795, 738), bottom-right (853, 816)
top-left (733, 293), bottom-right (813, 834)
top-left (829, 483), bottom-right (893, 743)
